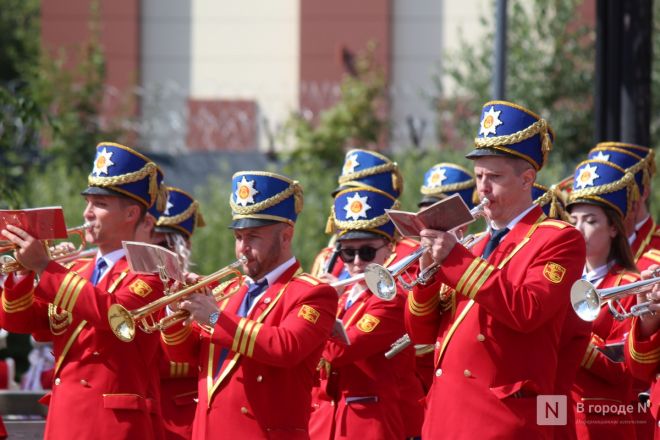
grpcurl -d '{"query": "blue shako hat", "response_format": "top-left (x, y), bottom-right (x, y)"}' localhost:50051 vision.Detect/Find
top-left (331, 187), bottom-right (399, 241)
top-left (532, 182), bottom-right (565, 220)
top-left (566, 159), bottom-right (639, 220)
top-left (152, 187), bottom-right (205, 238)
top-left (419, 162), bottom-right (476, 209)
top-left (83, 142), bottom-right (167, 210)
top-left (335, 148), bottom-right (403, 198)
top-left (588, 142), bottom-right (653, 197)
top-left (230, 171), bottom-right (303, 229)
top-left (467, 100), bottom-right (554, 170)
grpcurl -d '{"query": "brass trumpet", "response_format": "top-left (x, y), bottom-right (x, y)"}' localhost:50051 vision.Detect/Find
top-left (0, 223), bottom-right (92, 274)
top-left (571, 271), bottom-right (660, 322)
top-left (108, 256), bottom-right (247, 342)
top-left (330, 199), bottom-right (490, 300)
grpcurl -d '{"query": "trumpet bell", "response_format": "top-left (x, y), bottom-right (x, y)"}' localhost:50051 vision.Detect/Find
top-left (364, 264), bottom-right (397, 301)
top-left (108, 303), bottom-right (136, 342)
top-left (570, 279), bottom-right (601, 322)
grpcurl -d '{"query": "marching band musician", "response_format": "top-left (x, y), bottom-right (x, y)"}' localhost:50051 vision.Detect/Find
top-left (566, 159), bottom-right (641, 438)
top-left (310, 149), bottom-right (417, 280)
top-left (625, 264), bottom-right (660, 439)
top-left (161, 171), bottom-right (338, 439)
top-left (586, 142), bottom-right (659, 268)
top-left (585, 142), bottom-right (659, 438)
top-left (136, 187), bottom-right (206, 440)
top-left (309, 186), bottom-right (424, 440)
top-left (405, 101), bottom-right (586, 439)
top-left (0, 142), bottom-right (167, 439)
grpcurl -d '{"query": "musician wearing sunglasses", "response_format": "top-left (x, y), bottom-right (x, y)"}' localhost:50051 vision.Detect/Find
top-left (405, 101), bottom-right (586, 439)
top-left (0, 143), bottom-right (167, 439)
top-left (160, 171), bottom-right (337, 440)
top-left (310, 148), bottom-right (419, 282)
top-left (309, 187), bottom-right (424, 440)
top-left (566, 159), bottom-right (643, 439)
top-left (625, 264), bottom-right (660, 439)
top-left (135, 186), bottom-right (206, 440)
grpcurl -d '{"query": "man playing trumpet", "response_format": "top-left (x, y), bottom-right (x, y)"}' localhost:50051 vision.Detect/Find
top-left (161, 171), bottom-right (337, 439)
top-left (405, 101), bottom-right (586, 439)
top-left (0, 142), bottom-right (167, 439)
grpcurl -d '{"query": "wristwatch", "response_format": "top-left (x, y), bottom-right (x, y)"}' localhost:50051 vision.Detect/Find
top-left (208, 311), bottom-right (220, 327)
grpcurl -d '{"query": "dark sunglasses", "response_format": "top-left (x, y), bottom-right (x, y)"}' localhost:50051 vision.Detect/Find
top-left (338, 244), bottom-right (387, 263)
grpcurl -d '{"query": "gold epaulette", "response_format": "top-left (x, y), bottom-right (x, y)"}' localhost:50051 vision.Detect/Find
top-left (538, 219), bottom-right (570, 229)
top-left (295, 273), bottom-right (321, 286)
top-left (212, 279), bottom-right (236, 299)
top-left (641, 249), bottom-right (660, 264)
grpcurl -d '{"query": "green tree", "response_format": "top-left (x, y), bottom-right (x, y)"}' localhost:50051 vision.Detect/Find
top-left (434, 0), bottom-right (595, 171)
top-left (280, 43), bottom-right (388, 172)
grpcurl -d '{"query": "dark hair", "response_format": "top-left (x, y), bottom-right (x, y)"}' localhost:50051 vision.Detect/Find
top-left (602, 205), bottom-right (637, 272)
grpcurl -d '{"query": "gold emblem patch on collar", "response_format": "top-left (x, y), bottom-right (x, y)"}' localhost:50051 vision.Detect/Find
top-left (129, 279), bottom-right (153, 297)
top-left (298, 305), bottom-right (320, 324)
top-left (543, 262), bottom-right (566, 284)
top-left (356, 313), bottom-right (380, 333)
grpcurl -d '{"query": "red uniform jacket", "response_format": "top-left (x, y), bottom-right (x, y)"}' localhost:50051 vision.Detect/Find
top-left (162, 262), bottom-right (337, 440)
top-left (554, 296), bottom-right (593, 440)
top-left (632, 217), bottom-right (659, 265)
top-left (626, 316), bottom-right (660, 439)
top-left (636, 221), bottom-right (660, 272)
top-left (309, 284), bottom-right (424, 440)
top-left (159, 348), bottom-right (197, 440)
top-left (570, 268), bottom-right (639, 439)
top-left (405, 207), bottom-right (585, 440)
top-left (0, 257), bottom-right (165, 439)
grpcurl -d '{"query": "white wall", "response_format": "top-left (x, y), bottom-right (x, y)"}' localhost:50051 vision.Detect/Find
top-left (390, 0), bottom-right (488, 149)
top-left (390, 0), bottom-right (443, 149)
top-left (140, 0), bottom-right (193, 152)
top-left (190, 0), bottom-right (300, 150)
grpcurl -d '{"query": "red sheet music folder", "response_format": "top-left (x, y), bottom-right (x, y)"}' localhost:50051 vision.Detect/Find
top-left (0, 207), bottom-right (67, 240)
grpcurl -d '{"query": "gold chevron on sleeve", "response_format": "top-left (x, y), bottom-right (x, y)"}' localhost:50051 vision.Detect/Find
top-left (161, 325), bottom-right (192, 345)
top-left (456, 258), bottom-right (494, 299)
top-left (231, 318), bottom-right (247, 352)
top-left (247, 323), bottom-right (262, 357)
top-left (238, 319), bottom-right (256, 355)
top-left (456, 259), bottom-right (482, 293)
top-left (466, 264), bottom-right (495, 299)
top-left (53, 272), bottom-right (87, 312)
top-left (2, 289), bottom-right (34, 313)
top-left (628, 332), bottom-right (660, 364)
top-left (407, 292), bottom-right (440, 316)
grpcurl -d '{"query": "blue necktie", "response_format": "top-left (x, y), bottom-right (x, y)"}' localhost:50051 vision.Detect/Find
top-left (482, 228), bottom-right (510, 259)
top-left (238, 279), bottom-right (268, 317)
top-left (90, 258), bottom-right (108, 286)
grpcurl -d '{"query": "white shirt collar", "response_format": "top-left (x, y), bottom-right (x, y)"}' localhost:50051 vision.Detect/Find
top-left (95, 248), bottom-right (125, 282)
top-left (245, 257), bottom-right (296, 315)
top-left (582, 261), bottom-right (614, 287)
top-left (635, 215), bottom-right (650, 232)
top-left (489, 204), bottom-right (536, 232)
